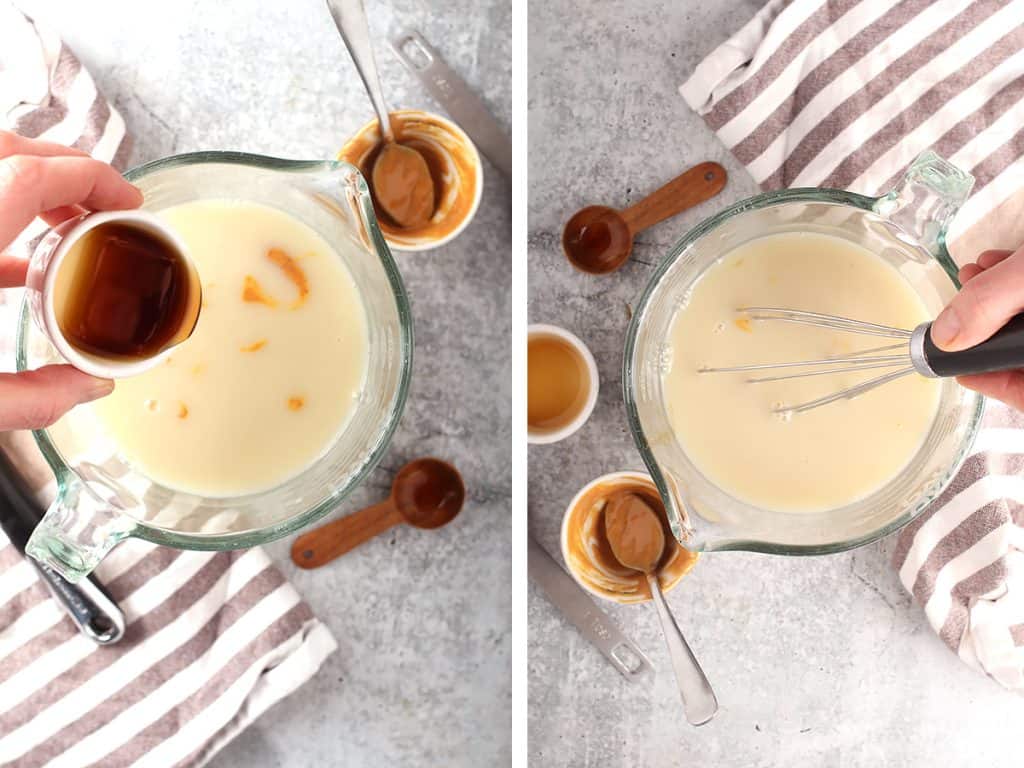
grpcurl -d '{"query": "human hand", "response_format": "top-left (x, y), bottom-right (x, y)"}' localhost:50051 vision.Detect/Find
top-left (931, 246), bottom-right (1024, 410)
top-left (0, 131), bottom-right (143, 431)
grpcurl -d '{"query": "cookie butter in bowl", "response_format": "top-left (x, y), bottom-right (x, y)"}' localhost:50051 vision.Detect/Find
top-left (339, 109), bottom-right (482, 251)
top-left (561, 471), bottom-right (699, 603)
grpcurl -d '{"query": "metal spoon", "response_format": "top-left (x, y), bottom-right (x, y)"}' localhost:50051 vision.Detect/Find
top-left (604, 493), bottom-right (718, 726)
top-left (291, 458), bottom-right (465, 568)
top-left (326, 0), bottom-right (435, 228)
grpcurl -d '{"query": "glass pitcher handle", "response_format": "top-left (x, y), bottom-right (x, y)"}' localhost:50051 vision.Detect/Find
top-left (873, 151), bottom-right (975, 282)
top-left (26, 475), bottom-right (136, 583)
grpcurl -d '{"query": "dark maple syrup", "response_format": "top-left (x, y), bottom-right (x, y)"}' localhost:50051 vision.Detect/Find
top-left (55, 221), bottom-right (200, 360)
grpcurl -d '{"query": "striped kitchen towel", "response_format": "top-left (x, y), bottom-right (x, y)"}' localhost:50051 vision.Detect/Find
top-left (0, 5), bottom-right (337, 766)
top-left (682, 0), bottom-right (1024, 690)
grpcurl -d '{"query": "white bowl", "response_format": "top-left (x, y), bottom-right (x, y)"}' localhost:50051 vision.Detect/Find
top-left (560, 471), bottom-right (697, 604)
top-left (27, 209), bottom-right (198, 379)
top-left (339, 109), bottom-right (483, 253)
top-left (527, 324), bottom-right (599, 444)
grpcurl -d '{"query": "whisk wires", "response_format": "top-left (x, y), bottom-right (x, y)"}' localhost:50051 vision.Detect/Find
top-left (697, 307), bottom-right (919, 415)
top-left (738, 307), bottom-right (913, 339)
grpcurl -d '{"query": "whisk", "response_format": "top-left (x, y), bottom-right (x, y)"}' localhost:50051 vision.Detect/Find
top-left (699, 307), bottom-right (1024, 415)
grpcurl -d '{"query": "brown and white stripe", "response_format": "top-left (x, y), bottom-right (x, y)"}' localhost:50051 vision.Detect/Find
top-left (683, 0), bottom-right (1024, 689)
top-left (1, 0), bottom-right (131, 262)
top-left (0, 532), bottom-right (334, 768)
top-left (0, 8), bottom-right (336, 766)
top-left (683, 0), bottom-right (1024, 236)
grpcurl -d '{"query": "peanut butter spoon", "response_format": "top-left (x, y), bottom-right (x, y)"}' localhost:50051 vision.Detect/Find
top-left (291, 458), bottom-right (464, 569)
top-left (604, 493), bottom-right (718, 726)
top-left (327, 0), bottom-right (435, 228)
top-left (372, 143), bottom-right (435, 228)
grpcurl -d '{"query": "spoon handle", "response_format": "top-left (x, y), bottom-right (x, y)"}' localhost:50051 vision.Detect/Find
top-left (620, 162), bottom-right (726, 234)
top-left (646, 573), bottom-right (719, 726)
top-left (291, 500), bottom-right (403, 568)
top-left (326, 0), bottom-right (393, 140)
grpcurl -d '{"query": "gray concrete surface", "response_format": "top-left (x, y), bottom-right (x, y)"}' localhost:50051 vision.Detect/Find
top-left (528, 2), bottom-right (1024, 766)
top-left (13, 0), bottom-right (511, 765)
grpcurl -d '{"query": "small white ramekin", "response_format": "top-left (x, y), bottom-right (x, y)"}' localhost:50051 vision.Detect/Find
top-left (25, 209), bottom-right (198, 379)
top-left (527, 323), bottom-right (599, 445)
top-left (560, 471), bottom-right (695, 604)
top-left (340, 109), bottom-right (483, 252)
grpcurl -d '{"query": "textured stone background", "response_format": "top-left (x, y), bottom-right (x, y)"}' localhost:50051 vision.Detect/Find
top-left (13, 0), bottom-right (511, 765)
top-left (528, 1), bottom-right (1024, 766)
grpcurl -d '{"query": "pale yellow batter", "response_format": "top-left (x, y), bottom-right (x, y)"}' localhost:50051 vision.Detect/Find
top-left (91, 200), bottom-right (368, 497)
top-left (664, 233), bottom-right (941, 513)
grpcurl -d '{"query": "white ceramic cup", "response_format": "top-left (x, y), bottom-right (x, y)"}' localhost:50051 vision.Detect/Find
top-left (339, 109), bottom-right (483, 252)
top-left (527, 323), bottom-right (599, 444)
top-left (25, 209), bottom-right (199, 379)
top-left (560, 471), bottom-right (695, 604)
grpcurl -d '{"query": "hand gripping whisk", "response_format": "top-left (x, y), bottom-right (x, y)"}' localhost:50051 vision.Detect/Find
top-left (699, 307), bottom-right (1024, 415)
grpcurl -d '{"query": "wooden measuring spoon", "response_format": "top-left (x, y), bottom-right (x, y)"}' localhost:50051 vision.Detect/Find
top-left (604, 493), bottom-right (718, 726)
top-left (562, 161), bottom-right (727, 274)
top-left (291, 457), bottom-right (465, 569)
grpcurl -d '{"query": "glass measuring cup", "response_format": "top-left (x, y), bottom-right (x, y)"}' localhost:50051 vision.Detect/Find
top-left (624, 151), bottom-right (984, 555)
top-left (17, 152), bottom-right (413, 582)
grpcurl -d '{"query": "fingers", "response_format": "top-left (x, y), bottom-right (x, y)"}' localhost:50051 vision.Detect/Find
top-left (0, 365), bottom-right (113, 431)
top-left (931, 246), bottom-right (1024, 351)
top-left (0, 154), bottom-right (143, 250)
top-left (957, 371), bottom-right (1024, 412)
top-left (0, 205), bottom-right (86, 289)
top-left (976, 249), bottom-right (1014, 270)
top-left (0, 137), bottom-right (100, 228)
top-left (958, 250), bottom-right (1014, 285)
top-left (39, 204), bottom-right (88, 228)
top-left (0, 255), bottom-right (29, 287)
top-left (0, 131), bottom-right (90, 160)
top-left (958, 263), bottom-right (984, 284)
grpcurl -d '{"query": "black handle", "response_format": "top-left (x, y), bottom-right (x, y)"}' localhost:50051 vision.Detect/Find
top-left (923, 312), bottom-right (1024, 377)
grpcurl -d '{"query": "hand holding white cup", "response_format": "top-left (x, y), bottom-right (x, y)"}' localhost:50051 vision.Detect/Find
top-left (25, 208), bottom-right (200, 380)
top-left (0, 133), bottom-right (186, 430)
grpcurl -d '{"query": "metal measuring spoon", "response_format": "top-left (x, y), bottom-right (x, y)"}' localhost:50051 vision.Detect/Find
top-left (562, 161), bottom-right (726, 274)
top-left (326, 0), bottom-right (435, 228)
top-left (604, 493), bottom-right (718, 726)
top-left (291, 458), bottom-right (465, 568)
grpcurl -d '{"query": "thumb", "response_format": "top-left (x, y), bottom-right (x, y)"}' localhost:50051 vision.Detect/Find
top-left (931, 247), bottom-right (1024, 351)
top-left (0, 365), bottom-right (113, 431)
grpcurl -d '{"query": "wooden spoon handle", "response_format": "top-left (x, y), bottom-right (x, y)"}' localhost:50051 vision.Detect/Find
top-left (291, 501), bottom-right (403, 569)
top-left (620, 162), bottom-right (727, 234)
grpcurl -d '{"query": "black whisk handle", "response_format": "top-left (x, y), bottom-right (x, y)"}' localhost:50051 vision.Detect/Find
top-left (921, 313), bottom-right (1024, 377)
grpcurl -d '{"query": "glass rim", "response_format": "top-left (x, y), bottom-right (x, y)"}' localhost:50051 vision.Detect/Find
top-left (16, 150), bottom-right (414, 551)
top-left (621, 188), bottom-right (986, 556)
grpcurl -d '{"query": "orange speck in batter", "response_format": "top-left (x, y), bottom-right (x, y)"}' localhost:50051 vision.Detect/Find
top-left (267, 248), bottom-right (310, 309)
top-left (242, 276), bottom-right (278, 307)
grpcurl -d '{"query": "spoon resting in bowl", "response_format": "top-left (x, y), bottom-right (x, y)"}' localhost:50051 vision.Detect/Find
top-left (326, 0), bottom-right (435, 228)
top-left (604, 493), bottom-right (718, 726)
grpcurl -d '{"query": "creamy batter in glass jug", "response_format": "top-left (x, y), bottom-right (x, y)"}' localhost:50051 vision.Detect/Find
top-left (18, 152), bottom-right (413, 582)
top-left (624, 152), bottom-right (984, 554)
